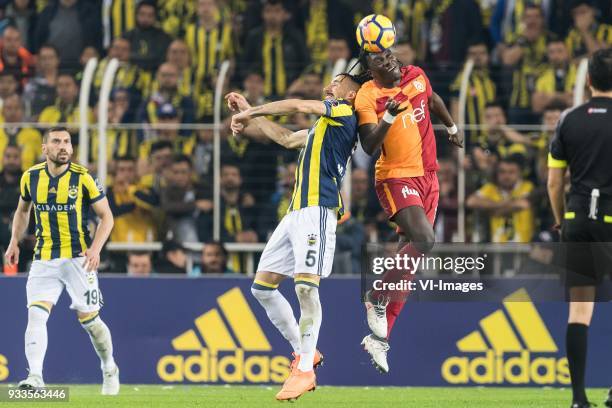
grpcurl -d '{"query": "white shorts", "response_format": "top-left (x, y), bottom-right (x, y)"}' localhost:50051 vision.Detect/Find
top-left (26, 257), bottom-right (102, 313)
top-left (257, 206), bottom-right (337, 278)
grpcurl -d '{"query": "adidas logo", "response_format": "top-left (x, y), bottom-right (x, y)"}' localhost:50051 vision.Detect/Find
top-left (157, 287), bottom-right (290, 383)
top-left (441, 289), bottom-right (570, 385)
top-left (49, 187), bottom-right (57, 194)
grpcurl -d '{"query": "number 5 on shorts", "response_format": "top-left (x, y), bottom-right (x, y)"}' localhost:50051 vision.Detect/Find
top-left (305, 250), bottom-right (317, 267)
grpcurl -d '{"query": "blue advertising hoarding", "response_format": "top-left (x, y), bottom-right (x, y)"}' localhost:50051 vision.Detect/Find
top-left (1, 276), bottom-right (611, 386)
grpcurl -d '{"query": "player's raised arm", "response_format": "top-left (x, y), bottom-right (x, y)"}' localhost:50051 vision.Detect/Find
top-left (358, 99), bottom-right (407, 155)
top-left (4, 197), bottom-right (33, 265)
top-left (226, 92), bottom-right (307, 149)
top-left (428, 92), bottom-right (463, 148)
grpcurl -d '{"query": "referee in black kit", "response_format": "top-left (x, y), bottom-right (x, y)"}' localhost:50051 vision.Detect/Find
top-left (547, 48), bottom-right (612, 408)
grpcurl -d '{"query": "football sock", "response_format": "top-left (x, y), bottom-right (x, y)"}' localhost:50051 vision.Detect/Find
top-left (566, 323), bottom-right (589, 403)
top-left (24, 306), bottom-right (50, 378)
top-left (295, 280), bottom-right (321, 372)
top-left (80, 314), bottom-right (116, 372)
top-left (251, 282), bottom-right (301, 354)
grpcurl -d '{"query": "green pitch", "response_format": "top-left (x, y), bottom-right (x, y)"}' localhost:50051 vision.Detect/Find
top-left (1, 385), bottom-right (608, 407)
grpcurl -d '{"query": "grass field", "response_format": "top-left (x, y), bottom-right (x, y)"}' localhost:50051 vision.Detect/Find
top-left (0, 385), bottom-right (610, 407)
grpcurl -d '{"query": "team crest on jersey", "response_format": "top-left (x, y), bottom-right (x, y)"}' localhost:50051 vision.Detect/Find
top-left (413, 80), bottom-right (425, 93)
top-left (68, 185), bottom-right (79, 199)
top-left (86, 271), bottom-right (96, 284)
top-left (307, 234), bottom-right (318, 246)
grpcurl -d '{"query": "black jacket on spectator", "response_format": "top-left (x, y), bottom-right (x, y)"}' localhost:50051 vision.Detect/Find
top-left (33, 0), bottom-right (102, 57)
top-left (123, 25), bottom-right (172, 73)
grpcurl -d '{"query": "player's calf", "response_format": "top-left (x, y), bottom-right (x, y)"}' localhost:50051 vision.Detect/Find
top-left (294, 276), bottom-right (322, 373)
top-left (24, 302), bottom-right (52, 381)
top-left (79, 312), bottom-right (119, 395)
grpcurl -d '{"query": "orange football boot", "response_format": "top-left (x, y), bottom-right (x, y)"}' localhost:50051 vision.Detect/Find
top-left (275, 369), bottom-right (316, 401)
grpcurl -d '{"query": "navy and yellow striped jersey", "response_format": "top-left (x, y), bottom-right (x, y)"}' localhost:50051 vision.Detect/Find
top-left (289, 99), bottom-right (358, 218)
top-left (20, 162), bottom-right (106, 261)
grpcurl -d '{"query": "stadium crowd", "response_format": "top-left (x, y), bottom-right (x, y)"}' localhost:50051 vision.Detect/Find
top-left (0, 0), bottom-right (611, 274)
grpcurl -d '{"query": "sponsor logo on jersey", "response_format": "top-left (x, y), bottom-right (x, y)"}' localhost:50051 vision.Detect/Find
top-left (401, 99), bottom-right (427, 128)
top-left (401, 186), bottom-right (420, 198)
top-left (441, 289), bottom-right (570, 385)
top-left (588, 108), bottom-right (607, 114)
top-left (49, 187), bottom-right (57, 195)
top-left (35, 203), bottom-right (77, 212)
top-left (157, 287), bottom-right (290, 384)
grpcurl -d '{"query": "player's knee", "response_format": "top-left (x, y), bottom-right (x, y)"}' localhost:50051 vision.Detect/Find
top-left (411, 228), bottom-right (435, 254)
top-left (251, 279), bottom-right (280, 301)
top-left (568, 302), bottom-right (594, 325)
top-left (295, 281), bottom-right (320, 310)
top-left (78, 311), bottom-right (100, 329)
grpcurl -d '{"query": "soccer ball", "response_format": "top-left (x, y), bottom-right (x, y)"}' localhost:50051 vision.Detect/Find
top-left (356, 14), bottom-right (396, 53)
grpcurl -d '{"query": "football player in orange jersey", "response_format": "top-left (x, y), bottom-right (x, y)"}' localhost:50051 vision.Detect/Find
top-left (354, 49), bottom-right (463, 373)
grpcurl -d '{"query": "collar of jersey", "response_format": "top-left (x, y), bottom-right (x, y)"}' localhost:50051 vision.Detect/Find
top-left (45, 161), bottom-right (71, 180)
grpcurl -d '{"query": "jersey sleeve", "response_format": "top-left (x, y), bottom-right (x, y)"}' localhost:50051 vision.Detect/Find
top-left (83, 173), bottom-right (106, 203)
top-left (20, 171), bottom-right (31, 201)
top-left (322, 99), bottom-right (354, 122)
top-left (548, 112), bottom-right (568, 168)
top-left (354, 88), bottom-right (379, 126)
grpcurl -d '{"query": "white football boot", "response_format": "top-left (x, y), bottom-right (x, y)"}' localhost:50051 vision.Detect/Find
top-left (101, 365), bottom-right (120, 395)
top-left (361, 334), bottom-right (390, 374)
top-left (364, 290), bottom-right (389, 338)
top-left (18, 374), bottom-right (45, 389)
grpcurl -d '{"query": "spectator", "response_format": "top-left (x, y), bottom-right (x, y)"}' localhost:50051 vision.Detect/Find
top-left (157, 240), bottom-right (188, 274)
top-left (38, 73), bottom-right (92, 136)
top-left (299, 0), bottom-right (353, 66)
top-left (500, 4), bottom-right (553, 124)
top-left (241, 0), bottom-right (309, 98)
top-left (165, 39), bottom-right (193, 97)
top-left (107, 155), bottom-right (159, 243)
top-left (0, 94), bottom-right (41, 171)
top-left (5, 0), bottom-right (37, 51)
top-left (23, 44), bottom-right (58, 119)
top-left (101, 0), bottom-right (137, 49)
top-left (0, 25), bottom-right (34, 83)
top-left (123, 0), bottom-right (172, 73)
top-left (350, 168), bottom-right (381, 240)
top-left (334, 215), bottom-right (365, 275)
top-left (184, 0), bottom-right (234, 97)
top-left (160, 154), bottom-right (210, 244)
top-left (241, 71), bottom-right (266, 107)
top-left (435, 158), bottom-right (459, 242)
top-left (258, 161), bottom-right (296, 239)
top-left (192, 116), bottom-right (214, 186)
top-left (476, 102), bottom-right (531, 160)
top-left (139, 103), bottom-right (196, 164)
top-left (467, 156), bottom-right (535, 243)
top-left (490, 0), bottom-right (556, 45)
top-left (34, 0), bottom-right (102, 70)
top-left (450, 40), bottom-right (497, 148)
top-left (425, 0), bottom-right (485, 66)
top-left (532, 38), bottom-right (576, 112)
top-left (0, 71), bottom-right (18, 109)
top-left (315, 36), bottom-right (350, 86)
top-left (197, 162), bottom-right (258, 268)
top-left (565, 0), bottom-right (612, 59)
top-left (127, 251), bottom-right (153, 276)
top-left (287, 67), bottom-right (323, 100)
top-left (137, 62), bottom-right (196, 137)
top-left (139, 140), bottom-right (173, 191)
top-left (199, 240), bottom-right (233, 274)
top-left (93, 37), bottom-right (151, 104)
top-left (0, 144), bottom-right (23, 262)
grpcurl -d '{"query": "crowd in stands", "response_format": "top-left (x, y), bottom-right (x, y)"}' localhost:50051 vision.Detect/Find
top-left (0, 0), bottom-right (610, 275)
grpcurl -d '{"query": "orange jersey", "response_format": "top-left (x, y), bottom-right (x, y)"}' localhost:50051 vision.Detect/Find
top-left (355, 65), bottom-right (439, 180)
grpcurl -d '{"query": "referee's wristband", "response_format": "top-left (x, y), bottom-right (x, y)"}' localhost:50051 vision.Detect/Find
top-left (446, 124), bottom-right (458, 135)
top-left (382, 111), bottom-right (396, 124)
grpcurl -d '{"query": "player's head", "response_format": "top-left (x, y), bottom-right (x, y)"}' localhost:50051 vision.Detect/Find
top-left (43, 127), bottom-right (73, 165)
top-left (323, 74), bottom-right (362, 105)
top-left (362, 49), bottom-right (402, 84)
top-left (588, 48), bottom-right (612, 92)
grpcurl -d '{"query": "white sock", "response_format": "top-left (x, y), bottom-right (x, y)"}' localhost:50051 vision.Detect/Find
top-left (25, 306), bottom-right (49, 378)
top-left (251, 286), bottom-right (301, 354)
top-left (295, 283), bottom-right (322, 372)
top-left (81, 316), bottom-right (116, 372)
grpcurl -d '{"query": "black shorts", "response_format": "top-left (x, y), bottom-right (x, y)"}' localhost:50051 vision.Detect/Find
top-left (561, 211), bottom-right (612, 288)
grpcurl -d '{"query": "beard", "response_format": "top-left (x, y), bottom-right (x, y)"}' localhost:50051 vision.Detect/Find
top-left (49, 151), bottom-right (70, 165)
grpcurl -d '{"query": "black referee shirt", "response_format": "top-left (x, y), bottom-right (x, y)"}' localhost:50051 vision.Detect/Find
top-left (549, 97), bottom-right (612, 200)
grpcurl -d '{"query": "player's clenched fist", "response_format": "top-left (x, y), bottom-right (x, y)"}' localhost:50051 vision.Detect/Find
top-left (4, 242), bottom-right (19, 265)
top-left (385, 99), bottom-right (407, 116)
top-left (225, 92), bottom-right (251, 112)
top-left (230, 110), bottom-right (252, 134)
